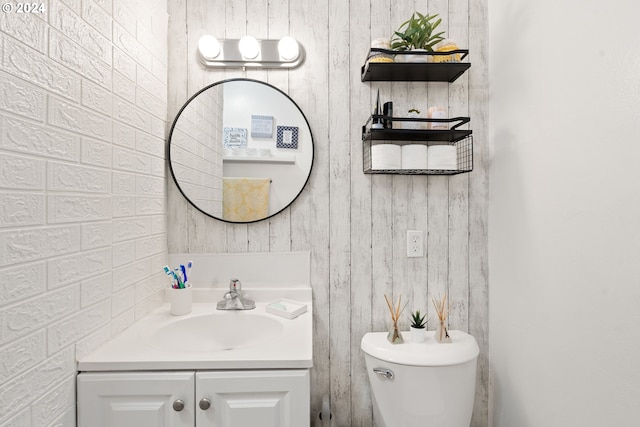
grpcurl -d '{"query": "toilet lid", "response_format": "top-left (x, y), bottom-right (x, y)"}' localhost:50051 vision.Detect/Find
top-left (360, 330), bottom-right (479, 366)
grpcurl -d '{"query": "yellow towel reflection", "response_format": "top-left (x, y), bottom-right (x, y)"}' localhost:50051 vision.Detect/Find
top-left (223, 177), bottom-right (270, 222)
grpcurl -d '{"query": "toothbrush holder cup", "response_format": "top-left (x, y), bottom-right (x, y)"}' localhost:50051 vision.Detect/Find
top-left (169, 283), bottom-right (192, 315)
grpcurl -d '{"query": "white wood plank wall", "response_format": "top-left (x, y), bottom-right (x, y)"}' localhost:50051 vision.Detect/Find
top-left (167, 0), bottom-right (488, 425)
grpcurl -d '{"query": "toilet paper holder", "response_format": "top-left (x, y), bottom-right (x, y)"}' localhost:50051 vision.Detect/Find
top-left (315, 393), bottom-right (335, 427)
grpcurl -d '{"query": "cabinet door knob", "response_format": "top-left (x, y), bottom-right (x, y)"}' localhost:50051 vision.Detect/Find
top-left (172, 399), bottom-right (185, 412)
top-left (199, 398), bottom-right (211, 410)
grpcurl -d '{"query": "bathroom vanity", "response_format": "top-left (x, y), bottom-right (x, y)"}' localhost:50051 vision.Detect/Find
top-left (78, 369), bottom-right (309, 426)
top-left (77, 252), bottom-right (313, 427)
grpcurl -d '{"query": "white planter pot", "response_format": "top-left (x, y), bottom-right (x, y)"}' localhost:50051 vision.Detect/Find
top-left (395, 49), bottom-right (431, 63)
top-left (403, 111), bottom-right (425, 130)
top-left (410, 326), bottom-right (425, 343)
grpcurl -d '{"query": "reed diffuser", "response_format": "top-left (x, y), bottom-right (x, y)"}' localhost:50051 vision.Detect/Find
top-left (432, 293), bottom-right (451, 343)
top-left (384, 294), bottom-right (408, 344)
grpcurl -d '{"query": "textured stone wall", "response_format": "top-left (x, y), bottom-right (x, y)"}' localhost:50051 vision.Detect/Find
top-left (0, 0), bottom-right (168, 424)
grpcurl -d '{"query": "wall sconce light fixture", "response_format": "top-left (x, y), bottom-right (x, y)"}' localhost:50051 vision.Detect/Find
top-left (197, 35), bottom-right (305, 69)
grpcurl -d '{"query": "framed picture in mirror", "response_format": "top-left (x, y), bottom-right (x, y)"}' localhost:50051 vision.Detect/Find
top-left (251, 115), bottom-right (274, 138)
top-left (276, 126), bottom-right (299, 149)
top-left (223, 127), bottom-right (247, 147)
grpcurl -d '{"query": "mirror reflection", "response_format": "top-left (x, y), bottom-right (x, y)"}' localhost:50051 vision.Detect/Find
top-left (168, 79), bottom-right (314, 223)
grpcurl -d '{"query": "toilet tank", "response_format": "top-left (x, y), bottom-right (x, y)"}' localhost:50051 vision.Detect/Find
top-left (361, 330), bottom-right (479, 427)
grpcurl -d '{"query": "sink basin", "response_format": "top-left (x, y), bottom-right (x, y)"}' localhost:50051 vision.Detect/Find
top-left (77, 299), bottom-right (312, 371)
top-left (145, 312), bottom-right (285, 352)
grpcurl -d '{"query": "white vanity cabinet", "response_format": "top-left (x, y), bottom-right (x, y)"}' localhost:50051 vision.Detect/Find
top-left (77, 371), bottom-right (195, 427)
top-left (196, 370), bottom-right (310, 425)
top-left (77, 369), bottom-right (310, 427)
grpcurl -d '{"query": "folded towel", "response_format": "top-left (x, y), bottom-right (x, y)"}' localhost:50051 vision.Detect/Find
top-left (223, 177), bottom-right (270, 221)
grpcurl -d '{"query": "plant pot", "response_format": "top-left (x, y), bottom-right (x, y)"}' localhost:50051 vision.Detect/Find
top-left (395, 49), bottom-right (431, 63)
top-left (410, 326), bottom-right (425, 343)
top-left (403, 111), bottom-right (425, 130)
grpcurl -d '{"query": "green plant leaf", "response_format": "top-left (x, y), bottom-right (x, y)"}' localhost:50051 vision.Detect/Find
top-left (390, 11), bottom-right (446, 51)
top-left (409, 309), bottom-right (427, 328)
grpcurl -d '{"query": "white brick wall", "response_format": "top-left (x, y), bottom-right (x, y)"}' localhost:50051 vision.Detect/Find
top-left (170, 87), bottom-right (224, 217)
top-left (0, 0), bottom-right (168, 424)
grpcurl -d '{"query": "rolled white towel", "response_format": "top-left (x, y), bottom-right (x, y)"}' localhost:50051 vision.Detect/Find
top-left (401, 144), bottom-right (428, 169)
top-left (371, 144), bottom-right (401, 170)
top-left (427, 145), bottom-right (457, 170)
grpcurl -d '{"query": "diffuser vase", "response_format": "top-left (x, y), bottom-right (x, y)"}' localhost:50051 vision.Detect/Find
top-left (436, 320), bottom-right (451, 343)
top-left (387, 323), bottom-right (404, 344)
top-left (384, 294), bottom-right (407, 344)
top-left (410, 326), bottom-right (425, 343)
top-left (432, 293), bottom-right (452, 343)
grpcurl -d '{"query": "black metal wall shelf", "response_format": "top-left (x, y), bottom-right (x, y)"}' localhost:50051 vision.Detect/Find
top-left (361, 115), bottom-right (473, 175)
top-left (362, 115), bottom-right (472, 143)
top-left (361, 48), bottom-right (470, 82)
top-left (363, 136), bottom-right (473, 175)
top-left (364, 128), bottom-right (472, 143)
top-left (360, 48), bottom-right (473, 175)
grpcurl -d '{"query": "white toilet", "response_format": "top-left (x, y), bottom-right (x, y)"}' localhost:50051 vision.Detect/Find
top-left (361, 330), bottom-right (479, 427)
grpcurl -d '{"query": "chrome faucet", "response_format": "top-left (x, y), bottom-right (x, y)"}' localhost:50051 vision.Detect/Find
top-left (216, 278), bottom-right (255, 310)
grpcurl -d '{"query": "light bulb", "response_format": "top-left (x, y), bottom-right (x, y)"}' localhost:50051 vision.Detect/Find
top-left (198, 35), bottom-right (220, 60)
top-left (239, 36), bottom-right (260, 59)
top-left (278, 36), bottom-right (299, 61)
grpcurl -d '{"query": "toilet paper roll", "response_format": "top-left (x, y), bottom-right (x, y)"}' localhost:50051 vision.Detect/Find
top-left (401, 144), bottom-right (428, 169)
top-left (371, 144), bottom-right (402, 170)
top-left (427, 145), bottom-right (457, 170)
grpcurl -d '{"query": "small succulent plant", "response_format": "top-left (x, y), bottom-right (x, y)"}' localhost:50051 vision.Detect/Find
top-left (391, 12), bottom-right (445, 52)
top-left (409, 309), bottom-right (428, 329)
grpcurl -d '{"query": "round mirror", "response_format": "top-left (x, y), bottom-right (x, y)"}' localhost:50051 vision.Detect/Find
top-left (168, 79), bottom-right (314, 223)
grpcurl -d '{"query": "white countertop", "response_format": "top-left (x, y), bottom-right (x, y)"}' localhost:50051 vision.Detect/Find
top-left (78, 297), bottom-right (313, 372)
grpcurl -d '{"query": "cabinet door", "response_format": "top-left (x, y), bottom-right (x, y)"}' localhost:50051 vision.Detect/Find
top-left (77, 371), bottom-right (195, 427)
top-left (196, 370), bottom-right (310, 427)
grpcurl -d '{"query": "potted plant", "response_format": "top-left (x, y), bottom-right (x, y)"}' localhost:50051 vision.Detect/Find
top-left (403, 108), bottom-right (425, 130)
top-left (391, 12), bottom-right (445, 63)
top-left (409, 309), bottom-right (428, 343)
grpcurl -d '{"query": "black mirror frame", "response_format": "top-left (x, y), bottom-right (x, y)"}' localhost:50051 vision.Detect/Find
top-left (167, 78), bottom-right (314, 224)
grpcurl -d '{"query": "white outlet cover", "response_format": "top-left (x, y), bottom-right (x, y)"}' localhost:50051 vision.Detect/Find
top-left (407, 230), bottom-right (424, 257)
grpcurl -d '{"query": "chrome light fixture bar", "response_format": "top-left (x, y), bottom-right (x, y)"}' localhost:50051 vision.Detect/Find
top-left (198, 35), bottom-right (305, 69)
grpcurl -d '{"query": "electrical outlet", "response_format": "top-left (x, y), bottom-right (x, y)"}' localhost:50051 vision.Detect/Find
top-left (407, 230), bottom-right (424, 257)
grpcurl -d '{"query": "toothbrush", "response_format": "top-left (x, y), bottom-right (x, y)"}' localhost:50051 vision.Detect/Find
top-left (174, 267), bottom-right (184, 288)
top-left (163, 265), bottom-right (177, 288)
top-left (180, 264), bottom-right (187, 284)
top-left (186, 260), bottom-right (193, 280)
